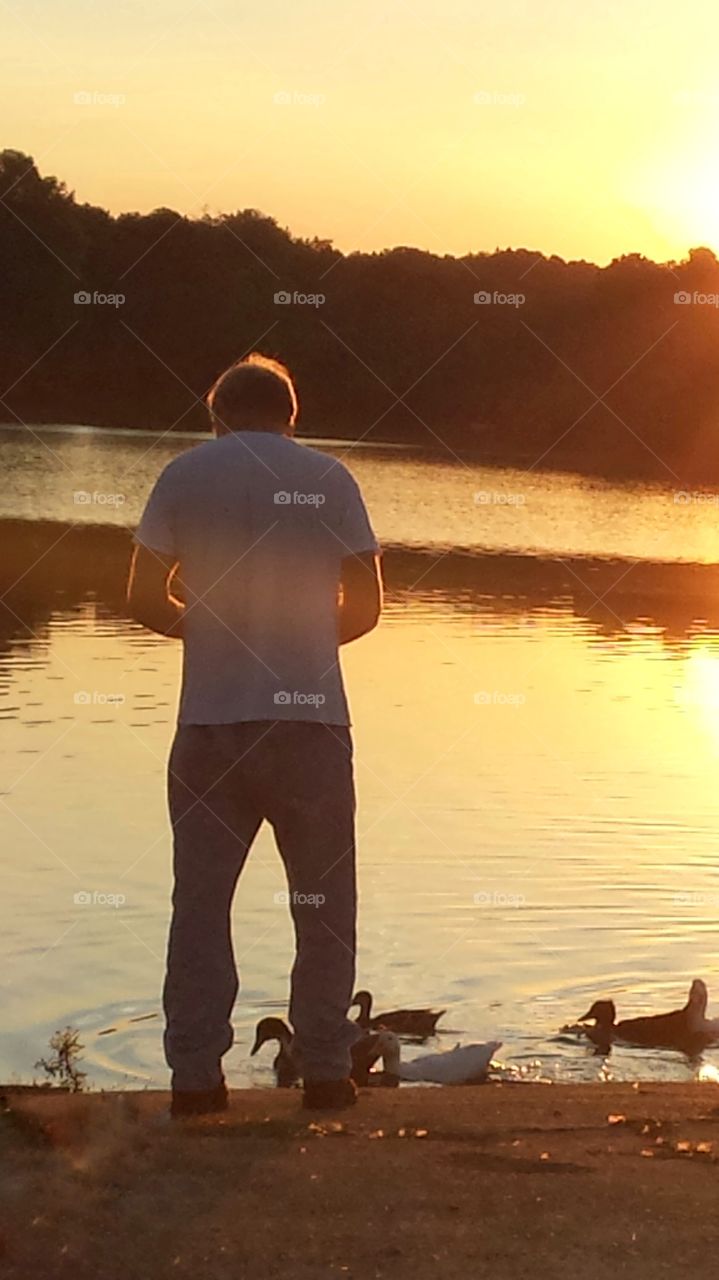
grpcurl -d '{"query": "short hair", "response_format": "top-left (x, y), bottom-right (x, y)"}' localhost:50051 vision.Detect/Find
top-left (206, 353), bottom-right (298, 429)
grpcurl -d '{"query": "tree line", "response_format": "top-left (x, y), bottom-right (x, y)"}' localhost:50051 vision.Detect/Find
top-left (2, 147), bottom-right (719, 484)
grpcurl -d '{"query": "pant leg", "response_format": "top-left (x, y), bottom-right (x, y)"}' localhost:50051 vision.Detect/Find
top-left (164, 724), bottom-right (263, 1092)
top-left (263, 723), bottom-right (360, 1082)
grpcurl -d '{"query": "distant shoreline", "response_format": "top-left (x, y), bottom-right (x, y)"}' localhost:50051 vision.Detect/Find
top-left (0, 421), bottom-right (411, 450)
top-left (5, 421), bottom-right (719, 496)
top-left (2, 517), bottom-right (719, 638)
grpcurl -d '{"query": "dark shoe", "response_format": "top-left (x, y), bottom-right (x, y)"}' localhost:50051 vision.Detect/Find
top-left (170, 1078), bottom-right (228, 1119)
top-left (302, 1078), bottom-right (358, 1110)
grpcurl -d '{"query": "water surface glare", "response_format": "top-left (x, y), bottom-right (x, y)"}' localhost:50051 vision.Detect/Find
top-left (2, 427), bottom-right (719, 1087)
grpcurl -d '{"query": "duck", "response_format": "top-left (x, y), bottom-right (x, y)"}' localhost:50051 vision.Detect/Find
top-left (250, 1017), bottom-right (397, 1089)
top-left (349, 1030), bottom-right (400, 1087)
top-left (695, 981), bottom-right (719, 1039)
top-left (250, 1016), bottom-right (301, 1087)
top-left (351, 989), bottom-right (445, 1038)
top-left (372, 1030), bottom-right (502, 1085)
top-left (578, 979), bottom-right (716, 1053)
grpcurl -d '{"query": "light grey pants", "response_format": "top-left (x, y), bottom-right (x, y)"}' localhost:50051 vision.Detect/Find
top-left (164, 721), bottom-right (359, 1092)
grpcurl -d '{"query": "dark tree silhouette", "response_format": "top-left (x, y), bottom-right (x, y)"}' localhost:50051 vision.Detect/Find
top-left (2, 149), bottom-right (719, 483)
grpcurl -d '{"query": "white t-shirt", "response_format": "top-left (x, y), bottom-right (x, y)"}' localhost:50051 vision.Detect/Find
top-left (134, 431), bottom-right (379, 726)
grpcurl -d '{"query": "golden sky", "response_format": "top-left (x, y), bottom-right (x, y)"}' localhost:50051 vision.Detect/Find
top-left (4, 0), bottom-right (719, 264)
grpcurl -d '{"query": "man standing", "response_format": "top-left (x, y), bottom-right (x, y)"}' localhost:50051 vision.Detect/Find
top-left (127, 353), bottom-right (381, 1116)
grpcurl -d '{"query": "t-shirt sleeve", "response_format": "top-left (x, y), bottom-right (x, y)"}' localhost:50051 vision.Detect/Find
top-left (134, 465), bottom-right (178, 556)
top-left (336, 470), bottom-right (380, 556)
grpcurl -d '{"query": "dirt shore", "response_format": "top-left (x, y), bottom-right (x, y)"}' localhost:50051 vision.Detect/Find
top-left (3, 1081), bottom-right (719, 1279)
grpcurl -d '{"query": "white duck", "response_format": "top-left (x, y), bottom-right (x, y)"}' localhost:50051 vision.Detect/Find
top-left (372, 1030), bottom-right (501, 1085)
top-left (687, 979), bottom-right (719, 1040)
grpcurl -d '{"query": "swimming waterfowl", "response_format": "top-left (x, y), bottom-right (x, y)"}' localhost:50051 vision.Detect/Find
top-left (250, 1016), bottom-right (300, 1087)
top-left (349, 1031), bottom-right (399, 1087)
top-left (373, 1030), bottom-right (501, 1085)
top-left (578, 979), bottom-right (715, 1052)
top-left (351, 989), bottom-right (445, 1038)
top-left (695, 980), bottom-right (719, 1039)
top-left (250, 1017), bottom-right (396, 1088)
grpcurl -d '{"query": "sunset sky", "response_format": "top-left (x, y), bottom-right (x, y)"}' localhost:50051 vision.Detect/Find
top-left (4, 0), bottom-right (719, 264)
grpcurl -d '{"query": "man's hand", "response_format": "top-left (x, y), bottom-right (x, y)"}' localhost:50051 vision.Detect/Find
top-left (338, 552), bottom-right (382, 644)
top-left (127, 545), bottom-right (185, 637)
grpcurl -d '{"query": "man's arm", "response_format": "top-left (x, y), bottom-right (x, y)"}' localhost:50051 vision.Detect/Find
top-left (338, 551), bottom-right (382, 644)
top-left (127, 544), bottom-right (184, 637)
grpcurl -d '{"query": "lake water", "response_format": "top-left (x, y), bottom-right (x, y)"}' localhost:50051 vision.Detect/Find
top-left (3, 423), bottom-right (719, 1091)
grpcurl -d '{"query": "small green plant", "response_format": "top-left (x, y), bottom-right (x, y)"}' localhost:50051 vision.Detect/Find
top-left (35, 1027), bottom-right (87, 1092)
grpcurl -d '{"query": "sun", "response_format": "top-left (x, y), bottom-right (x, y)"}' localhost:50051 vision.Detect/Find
top-left (635, 126), bottom-right (719, 258)
top-left (679, 649), bottom-right (719, 740)
top-left (669, 165), bottom-right (719, 247)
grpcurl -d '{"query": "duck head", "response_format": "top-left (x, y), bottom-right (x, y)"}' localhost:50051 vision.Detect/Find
top-left (351, 990), bottom-right (373, 1024)
top-left (372, 1029), bottom-right (402, 1082)
top-left (350, 1031), bottom-right (383, 1084)
top-left (685, 978), bottom-right (708, 1030)
top-left (250, 1016), bottom-right (292, 1056)
top-left (578, 999), bottom-right (616, 1028)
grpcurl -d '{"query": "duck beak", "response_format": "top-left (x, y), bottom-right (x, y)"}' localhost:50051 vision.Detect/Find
top-left (250, 1035), bottom-right (262, 1056)
top-left (578, 1009), bottom-right (593, 1023)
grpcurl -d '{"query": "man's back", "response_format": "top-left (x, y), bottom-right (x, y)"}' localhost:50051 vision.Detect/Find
top-left (129, 353), bottom-right (380, 1117)
top-left (135, 431), bottom-right (378, 725)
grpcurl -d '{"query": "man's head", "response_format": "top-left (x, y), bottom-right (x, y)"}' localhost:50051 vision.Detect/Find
top-left (207, 352), bottom-right (298, 436)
